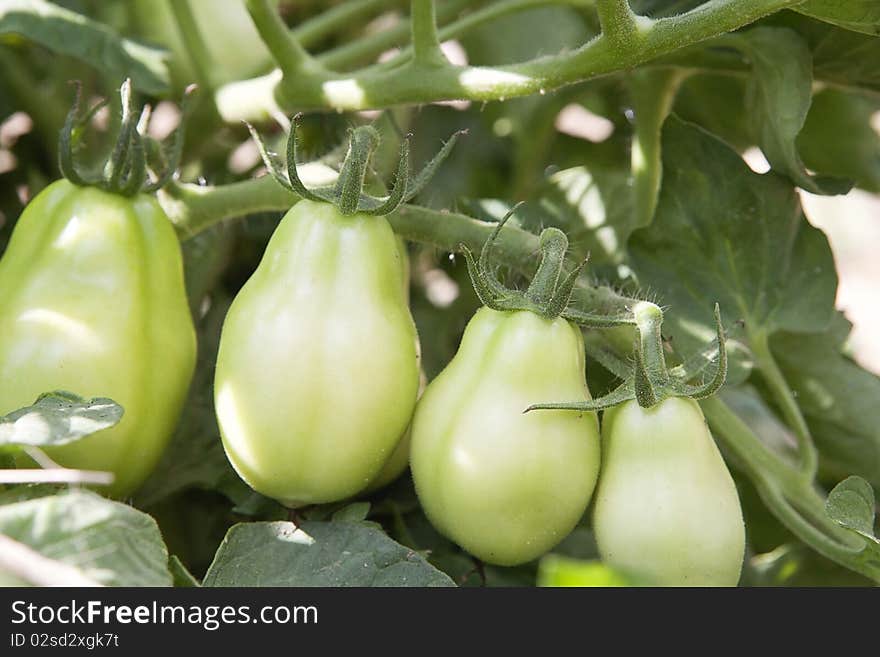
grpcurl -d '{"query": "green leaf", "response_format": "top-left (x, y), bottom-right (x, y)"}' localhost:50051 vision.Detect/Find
top-left (672, 73), bottom-right (752, 152)
top-left (0, 0), bottom-right (169, 96)
top-left (523, 136), bottom-right (635, 266)
top-left (168, 554), bottom-right (200, 587)
top-left (331, 502), bottom-right (371, 523)
top-left (796, 0), bottom-right (880, 37)
top-left (825, 476), bottom-right (877, 541)
top-left (798, 89), bottom-right (880, 193)
top-left (0, 391), bottom-right (122, 451)
top-left (537, 555), bottom-right (632, 587)
top-left (770, 13), bottom-right (880, 95)
top-left (823, 477), bottom-right (880, 579)
top-left (0, 489), bottom-right (173, 586)
top-left (628, 116), bottom-right (837, 384)
top-left (771, 315), bottom-right (880, 488)
top-left (202, 521), bottom-right (456, 587)
top-left (725, 27), bottom-right (851, 195)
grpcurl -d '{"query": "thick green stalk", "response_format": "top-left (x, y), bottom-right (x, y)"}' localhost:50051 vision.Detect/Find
top-left (158, 175), bottom-right (637, 318)
top-left (749, 331), bottom-right (819, 480)
top-left (410, 0), bottom-right (446, 66)
top-left (245, 0), bottom-right (322, 77)
top-left (217, 0), bottom-right (802, 118)
top-left (700, 396), bottom-right (874, 581)
top-left (595, 0), bottom-right (640, 44)
top-left (168, 0), bottom-right (218, 93)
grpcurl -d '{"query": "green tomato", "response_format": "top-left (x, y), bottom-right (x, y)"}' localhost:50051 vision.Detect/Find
top-left (410, 307), bottom-right (601, 566)
top-left (362, 367), bottom-right (426, 494)
top-left (363, 425), bottom-right (412, 494)
top-left (0, 180), bottom-right (196, 497)
top-left (214, 200), bottom-right (420, 507)
top-left (594, 397), bottom-right (745, 586)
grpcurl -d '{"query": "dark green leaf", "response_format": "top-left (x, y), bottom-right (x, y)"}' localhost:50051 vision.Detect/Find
top-left (628, 117), bottom-right (837, 384)
top-left (768, 12), bottom-right (880, 94)
top-left (726, 27), bottom-right (851, 195)
top-left (673, 73), bottom-right (752, 152)
top-left (795, 1), bottom-right (880, 36)
top-left (0, 391), bottom-right (122, 451)
top-left (202, 521), bottom-right (455, 587)
top-left (798, 89), bottom-right (880, 193)
top-left (0, 0), bottom-right (169, 95)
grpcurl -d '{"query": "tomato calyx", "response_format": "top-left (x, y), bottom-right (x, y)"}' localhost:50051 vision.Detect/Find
top-left (460, 204), bottom-right (634, 325)
top-left (58, 79), bottom-right (194, 197)
top-left (527, 301), bottom-right (728, 413)
top-left (248, 113), bottom-right (465, 216)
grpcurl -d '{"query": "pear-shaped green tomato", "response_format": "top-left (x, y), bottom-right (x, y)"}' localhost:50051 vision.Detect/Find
top-left (594, 397), bottom-right (745, 586)
top-left (214, 200), bottom-right (420, 506)
top-left (0, 180), bottom-right (196, 498)
top-left (410, 307), bottom-right (600, 566)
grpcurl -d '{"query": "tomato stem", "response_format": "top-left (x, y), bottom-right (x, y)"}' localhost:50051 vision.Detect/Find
top-left (748, 331), bottom-right (819, 481)
top-left (700, 396), bottom-right (877, 582)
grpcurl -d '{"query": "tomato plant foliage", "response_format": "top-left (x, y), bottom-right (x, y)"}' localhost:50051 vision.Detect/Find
top-left (0, 0), bottom-right (879, 587)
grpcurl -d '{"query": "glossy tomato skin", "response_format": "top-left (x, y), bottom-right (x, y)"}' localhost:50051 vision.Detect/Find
top-left (410, 307), bottom-right (600, 566)
top-left (594, 397), bottom-right (745, 586)
top-left (214, 200), bottom-right (420, 506)
top-left (0, 180), bottom-right (197, 497)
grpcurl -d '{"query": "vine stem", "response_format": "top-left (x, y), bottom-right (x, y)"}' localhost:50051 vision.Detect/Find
top-left (748, 330), bottom-right (819, 480)
top-left (245, 0), bottom-right (322, 78)
top-left (219, 0), bottom-right (803, 117)
top-left (699, 396), bottom-right (873, 580)
top-left (168, 0), bottom-right (218, 93)
top-left (595, 0), bottom-right (640, 44)
top-left (410, 0), bottom-right (446, 66)
top-left (158, 176), bottom-right (638, 317)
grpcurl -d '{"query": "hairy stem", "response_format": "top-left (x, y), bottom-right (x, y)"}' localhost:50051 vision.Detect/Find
top-left (158, 175), bottom-right (638, 317)
top-left (218, 0), bottom-right (802, 118)
top-left (596, 0), bottom-right (640, 44)
top-left (245, 0), bottom-right (322, 78)
top-left (168, 0), bottom-right (218, 93)
top-left (410, 0), bottom-right (446, 66)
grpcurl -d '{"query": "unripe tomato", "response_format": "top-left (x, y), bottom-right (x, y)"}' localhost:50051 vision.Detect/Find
top-left (593, 397), bottom-right (745, 586)
top-left (362, 364), bottom-right (427, 494)
top-left (410, 307), bottom-right (601, 566)
top-left (214, 200), bottom-right (420, 507)
top-left (0, 180), bottom-right (197, 497)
